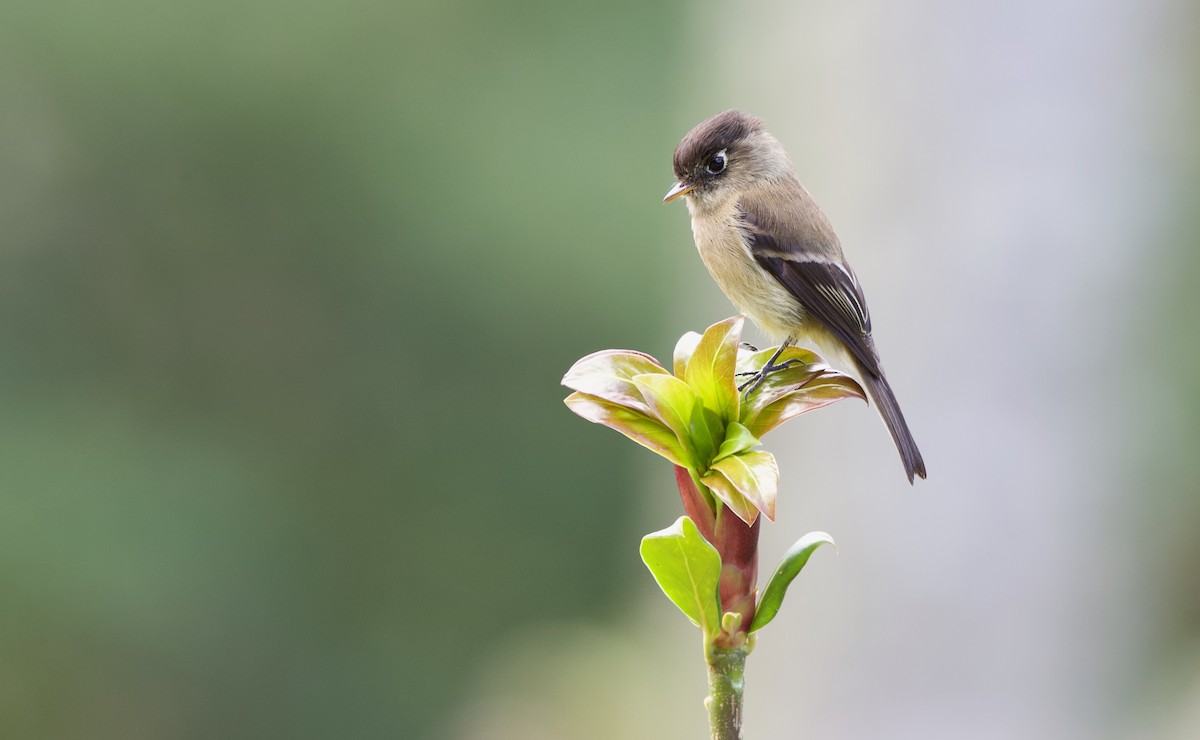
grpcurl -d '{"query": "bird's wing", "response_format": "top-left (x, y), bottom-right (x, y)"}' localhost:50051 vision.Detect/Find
top-left (737, 192), bottom-right (882, 377)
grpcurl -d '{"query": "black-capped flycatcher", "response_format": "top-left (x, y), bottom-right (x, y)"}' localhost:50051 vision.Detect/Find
top-left (664, 110), bottom-right (926, 483)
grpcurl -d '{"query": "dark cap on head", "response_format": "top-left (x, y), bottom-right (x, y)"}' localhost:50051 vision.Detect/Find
top-left (672, 109), bottom-right (764, 180)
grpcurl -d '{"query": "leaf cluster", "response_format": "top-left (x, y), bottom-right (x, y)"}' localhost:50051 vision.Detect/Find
top-left (563, 316), bottom-right (863, 525)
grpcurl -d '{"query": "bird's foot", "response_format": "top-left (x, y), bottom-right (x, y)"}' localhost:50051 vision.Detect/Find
top-left (736, 358), bottom-right (803, 396)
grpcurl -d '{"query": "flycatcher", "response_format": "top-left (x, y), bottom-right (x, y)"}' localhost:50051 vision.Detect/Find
top-left (664, 109), bottom-right (926, 482)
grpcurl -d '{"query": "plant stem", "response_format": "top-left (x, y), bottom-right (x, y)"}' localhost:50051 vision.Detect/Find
top-left (706, 646), bottom-right (748, 740)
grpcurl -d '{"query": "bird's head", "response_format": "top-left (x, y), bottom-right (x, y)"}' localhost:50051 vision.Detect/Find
top-left (663, 109), bottom-right (790, 211)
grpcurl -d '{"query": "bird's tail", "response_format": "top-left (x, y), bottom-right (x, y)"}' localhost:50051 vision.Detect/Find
top-left (860, 370), bottom-right (926, 483)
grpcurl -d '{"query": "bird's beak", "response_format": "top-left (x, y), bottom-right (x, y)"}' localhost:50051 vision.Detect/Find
top-left (662, 180), bottom-right (695, 203)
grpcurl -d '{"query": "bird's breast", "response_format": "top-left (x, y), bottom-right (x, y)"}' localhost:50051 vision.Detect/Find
top-left (688, 207), bottom-right (805, 342)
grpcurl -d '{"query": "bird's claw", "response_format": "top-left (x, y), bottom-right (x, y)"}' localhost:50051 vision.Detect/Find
top-left (737, 358), bottom-right (803, 396)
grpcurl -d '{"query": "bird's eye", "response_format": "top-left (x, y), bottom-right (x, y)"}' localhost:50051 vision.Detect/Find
top-left (705, 149), bottom-right (727, 175)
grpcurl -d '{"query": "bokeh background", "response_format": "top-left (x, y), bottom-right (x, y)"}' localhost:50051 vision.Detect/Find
top-left (2, 1), bottom-right (1198, 738)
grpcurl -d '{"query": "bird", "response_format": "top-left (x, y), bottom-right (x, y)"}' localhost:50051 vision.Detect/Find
top-left (663, 109), bottom-right (926, 483)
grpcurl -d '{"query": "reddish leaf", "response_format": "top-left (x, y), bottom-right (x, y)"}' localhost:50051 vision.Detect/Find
top-left (564, 392), bottom-right (689, 467)
top-left (705, 451), bottom-right (778, 522)
top-left (741, 373), bottom-right (865, 438)
top-left (700, 468), bottom-right (762, 526)
top-left (562, 349), bottom-right (668, 416)
top-left (673, 331), bottom-right (703, 378)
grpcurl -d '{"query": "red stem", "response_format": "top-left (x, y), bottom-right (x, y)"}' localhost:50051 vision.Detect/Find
top-left (675, 466), bottom-right (715, 541)
top-left (675, 466), bottom-right (760, 639)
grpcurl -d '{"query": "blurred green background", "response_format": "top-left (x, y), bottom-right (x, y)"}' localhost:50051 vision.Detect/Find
top-left (2, 1), bottom-right (1199, 739)
top-left (0, 1), bottom-right (688, 737)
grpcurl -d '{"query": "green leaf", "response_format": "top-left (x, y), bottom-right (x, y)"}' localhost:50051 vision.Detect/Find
top-left (564, 392), bottom-right (690, 467)
top-left (640, 516), bottom-right (723, 636)
top-left (713, 421), bottom-right (761, 462)
top-left (685, 317), bottom-right (743, 425)
top-left (631, 373), bottom-right (697, 435)
top-left (700, 468), bottom-right (763, 526)
top-left (705, 450), bottom-right (778, 521)
top-left (687, 402), bottom-right (723, 469)
top-left (561, 349), bottom-right (669, 416)
top-left (749, 532), bottom-right (836, 633)
top-left (673, 331), bottom-right (703, 378)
